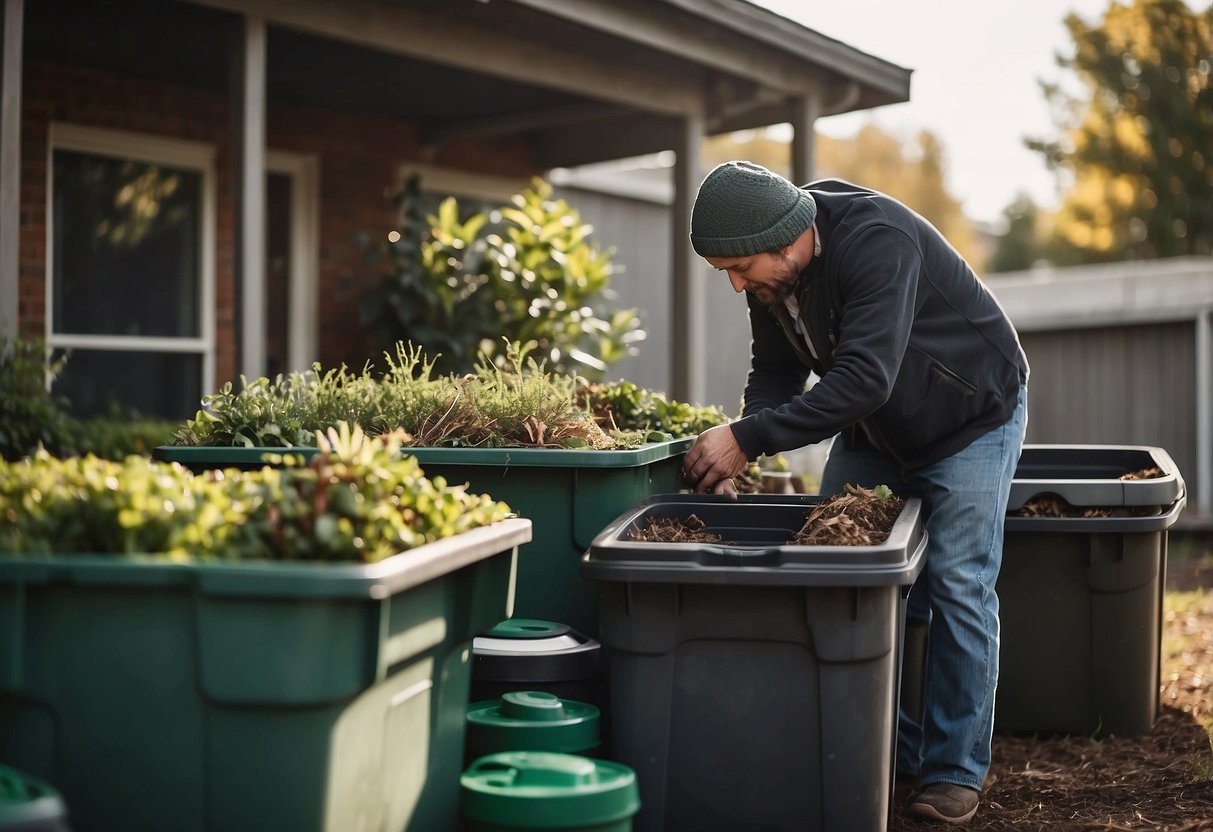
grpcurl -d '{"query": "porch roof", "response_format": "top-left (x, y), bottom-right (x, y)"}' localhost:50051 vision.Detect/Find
top-left (24, 0), bottom-right (911, 171)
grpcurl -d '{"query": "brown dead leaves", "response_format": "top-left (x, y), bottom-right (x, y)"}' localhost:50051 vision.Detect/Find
top-left (1014, 466), bottom-right (1168, 518)
top-left (626, 484), bottom-right (903, 546)
top-left (791, 483), bottom-right (904, 546)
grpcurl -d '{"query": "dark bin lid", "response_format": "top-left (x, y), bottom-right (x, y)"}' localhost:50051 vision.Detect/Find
top-left (0, 765), bottom-right (68, 826)
top-left (1008, 444), bottom-right (1184, 510)
top-left (461, 751), bottom-right (639, 828)
top-left (473, 620), bottom-right (602, 684)
top-left (466, 691), bottom-right (600, 757)
top-left (582, 493), bottom-right (927, 588)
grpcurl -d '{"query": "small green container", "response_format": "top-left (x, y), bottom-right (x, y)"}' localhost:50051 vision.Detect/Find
top-left (461, 751), bottom-right (639, 832)
top-left (156, 440), bottom-right (692, 635)
top-left (0, 765), bottom-right (70, 832)
top-left (466, 691), bottom-right (601, 761)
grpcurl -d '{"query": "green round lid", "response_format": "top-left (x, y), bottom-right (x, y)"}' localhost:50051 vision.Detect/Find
top-left (483, 619), bottom-right (572, 640)
top-left (0, 765), bottom-right (67, 825)
top-left (461, 751), bottom-right (639, 828)
top-left (466, 691), bottom-right (600, 757)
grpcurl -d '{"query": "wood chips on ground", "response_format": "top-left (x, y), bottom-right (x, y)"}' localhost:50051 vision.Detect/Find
top-left (891, 555), bottom-right (1213, 831)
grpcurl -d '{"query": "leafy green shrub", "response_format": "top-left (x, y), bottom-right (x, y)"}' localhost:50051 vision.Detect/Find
top-left (0, 337), bottom-right (74, 461)
top-left (0, 450), bottom-right (242, 558)
top-left (1, 337), bottom-right (178, 461)
top-left (361, 177), bottom-right (644, 379)
top-left (577, 379), bottom-right (730, 438)
top-left (63, 416), bottom-right (179, 459)
top-left (0, 424), bottom-right (512, 563)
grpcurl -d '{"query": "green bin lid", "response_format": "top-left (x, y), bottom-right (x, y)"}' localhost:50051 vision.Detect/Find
top-left (483, 619), bottom-right (573, 640)
top-left (0, 765), bottom-right (68, 825)
top-left (466, 691), bottom-right (600, 757)
top-left (461, 751), bottom-right (638, 828)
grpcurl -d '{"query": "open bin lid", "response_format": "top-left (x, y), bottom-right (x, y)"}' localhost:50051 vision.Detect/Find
top-left (582, 493), bottom-right (926, 587)
top-left (1008, 444), bottom-right (1184, 510)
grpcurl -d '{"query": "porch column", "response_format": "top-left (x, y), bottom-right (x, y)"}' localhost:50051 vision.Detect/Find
top-left (790, 90), bottom-right (820, 186)
top-left (671, 113), bottom-right (705, 404)
top-left (237, 15), bottom-right (267, 379)
top-left (1197, 308), bottom-right (1212, 515)
top-left (1, 0), bottom-right (23, 338)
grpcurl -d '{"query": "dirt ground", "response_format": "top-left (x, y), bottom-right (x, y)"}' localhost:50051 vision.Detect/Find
top-left (890, 547), bottom-right (1213, 831)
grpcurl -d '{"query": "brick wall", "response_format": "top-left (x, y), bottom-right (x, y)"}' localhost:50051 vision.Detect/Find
top-left (19, 60), bottom-right (535, 388)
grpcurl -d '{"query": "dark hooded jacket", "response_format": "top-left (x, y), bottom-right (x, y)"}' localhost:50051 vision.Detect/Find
top-left (728, 179), bottom-right (1029, 471)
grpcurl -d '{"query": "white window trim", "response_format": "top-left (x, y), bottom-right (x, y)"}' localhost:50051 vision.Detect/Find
top-left (45, 122), bottom-right (217, 395)
top-left (266, 149), bottom-right (319, 372)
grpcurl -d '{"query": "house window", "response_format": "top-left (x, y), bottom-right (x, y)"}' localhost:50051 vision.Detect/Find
top-left (263, 150), bottom-right (318, 378)
top-left (47, 124), bottom-right (215, 420)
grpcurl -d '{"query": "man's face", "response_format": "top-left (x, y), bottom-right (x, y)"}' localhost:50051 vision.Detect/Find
top-left (705, 248), bottom-right (801, 306)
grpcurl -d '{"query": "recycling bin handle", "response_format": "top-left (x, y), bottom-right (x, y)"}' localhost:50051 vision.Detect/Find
top-left (902, 529), bottom-right (929, 598)
top-left (699, 547), bottom-right (784, 565)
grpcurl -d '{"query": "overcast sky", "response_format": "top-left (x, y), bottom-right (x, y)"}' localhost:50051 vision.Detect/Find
top-left (752, 0), bottom-right (1129, 226)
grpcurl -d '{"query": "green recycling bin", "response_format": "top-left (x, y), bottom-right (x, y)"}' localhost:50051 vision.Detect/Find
top-left (0, 519), bottom-right (530, 832)
top-left (466, 691), bottom-right (601, 762)
top-left (995, 444), bottom-right (1186, 736)
top-left (461, 751), bottom-right (639, 832)
top-left (0, 765), bottom-right (71, 832)
top-left (156, 440), bottom-right (692, 635)
top-left (584, 493), bottom-right (927, 832)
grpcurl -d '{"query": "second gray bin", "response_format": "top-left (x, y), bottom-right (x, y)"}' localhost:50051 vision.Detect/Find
top-left (995, 444), bottom-right (1186, 736)
top-left (583, 494), bottom-right (926, 832)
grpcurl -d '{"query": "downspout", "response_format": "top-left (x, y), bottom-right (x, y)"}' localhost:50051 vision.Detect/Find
top-left (1196, 307), bottom-right (1212, 516)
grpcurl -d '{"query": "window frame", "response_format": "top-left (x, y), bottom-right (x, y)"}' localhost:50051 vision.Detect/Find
top-left (44, 122), bottom-right (216, 397)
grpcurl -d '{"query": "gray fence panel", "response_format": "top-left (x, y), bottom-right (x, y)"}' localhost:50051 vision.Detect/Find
top-left (1019, 322), bottom-right (1199, 507)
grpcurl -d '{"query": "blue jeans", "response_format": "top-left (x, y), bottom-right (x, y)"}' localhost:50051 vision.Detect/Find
top-left (818, 383), bottom-right (1028, 790)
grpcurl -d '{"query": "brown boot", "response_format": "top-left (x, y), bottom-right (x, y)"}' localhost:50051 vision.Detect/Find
top-left (908, 783), bottom-right (979, 824)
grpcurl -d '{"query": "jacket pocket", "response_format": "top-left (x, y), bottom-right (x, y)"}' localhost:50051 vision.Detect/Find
top-left (881, 352), bottom-right (982, 453)
top-left (928, 359), bottom-right (977, 398)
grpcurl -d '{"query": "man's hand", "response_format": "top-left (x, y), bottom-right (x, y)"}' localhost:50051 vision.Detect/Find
top-left (682, 424), bottom-right (748, 497)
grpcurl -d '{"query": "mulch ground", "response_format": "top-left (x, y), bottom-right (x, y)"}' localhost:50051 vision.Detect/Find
top-left (891, 554), bottom-right (1213, 831)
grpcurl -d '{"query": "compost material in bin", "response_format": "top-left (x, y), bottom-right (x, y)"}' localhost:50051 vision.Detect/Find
top-left (1011, 465), bottom-right (1166, 518)
top-left (627, 484), bottom-right (904, 546)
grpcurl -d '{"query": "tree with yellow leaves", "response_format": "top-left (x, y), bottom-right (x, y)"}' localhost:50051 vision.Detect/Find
top-left (1030, 0), bottom-right (1213, 261)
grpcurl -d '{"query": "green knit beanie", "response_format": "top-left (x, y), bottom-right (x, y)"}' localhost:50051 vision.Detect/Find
top-left (690, 161), bottom-right (817, 257)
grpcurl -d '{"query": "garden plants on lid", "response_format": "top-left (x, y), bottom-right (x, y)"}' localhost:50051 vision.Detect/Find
top-left (1, 422), bottom-right (514, 561)
top-left (174, 341), bottom-right (629, 450)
